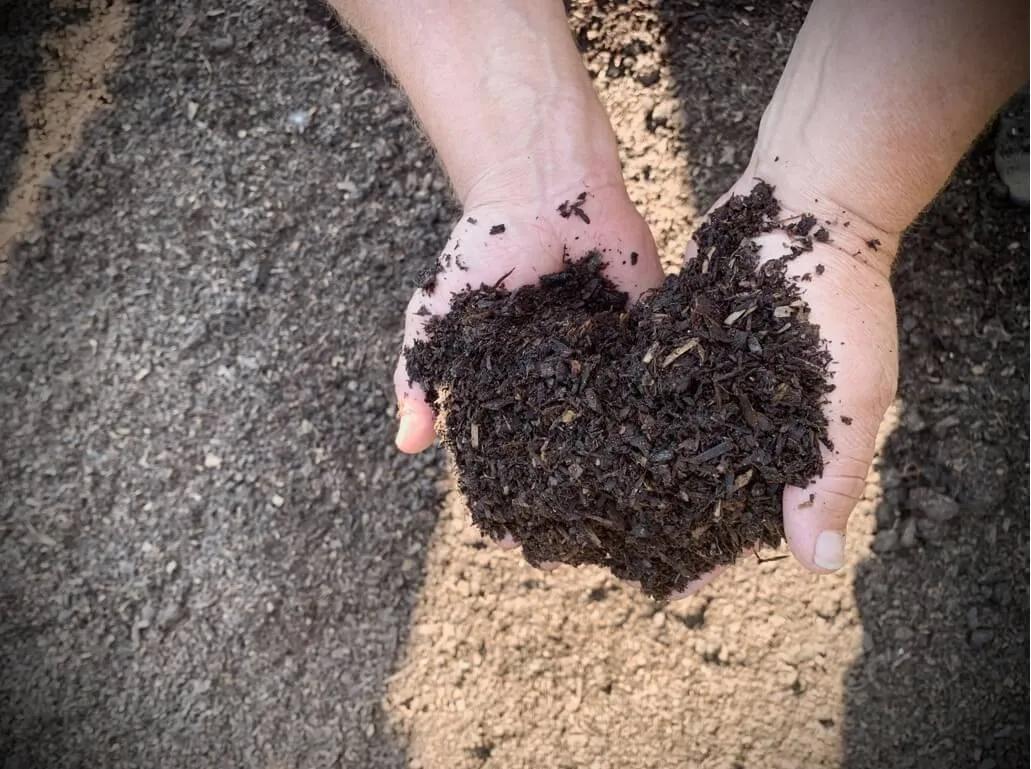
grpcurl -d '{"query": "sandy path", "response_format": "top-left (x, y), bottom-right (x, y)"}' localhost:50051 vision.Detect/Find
top-left (0, 0), bottom-right (128, 265)
top-left (383, 413), bottom-right (894, 769)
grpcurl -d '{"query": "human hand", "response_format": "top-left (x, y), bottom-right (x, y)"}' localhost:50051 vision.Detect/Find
top-left (348, 0), bottom-right (661, 456)
top-left (673, 174), bottom-right (898, 597)
top-left (671, 0), bottom-right (1028, 595)
top-left (394, 181), bottom-right (664, 453)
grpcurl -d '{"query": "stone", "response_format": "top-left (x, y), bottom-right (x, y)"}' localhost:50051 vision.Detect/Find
top-left (210, 35), bottom-right (234, 54)
top-left (873, 528), bottom-right (899, 553)
top-left (899, 517), bottom-right (919, 548)
top-left (970, 629), bottom-right (994, 648)
top-left (910, 487), bottom-right (960, 521)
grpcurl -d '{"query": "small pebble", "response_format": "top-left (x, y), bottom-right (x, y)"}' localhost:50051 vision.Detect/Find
top-left (650, 98), bottom-right (676, 125)
top-left (910, 487), bottom-right (959, 521)
top-left (287, 109), bottom-right (312, 132)
top-left (872, 528), bottom-right (899, 553)
top-left (636, 68), bottom-right (660, 87)
top-left (970, 629), bottom-right (994, 648)
top-left (210, 35), bottom-right (234, 54)
top-left (899, 517), bottom-right (918, 548)
top-left (156, 601), bottom-right (183, 630)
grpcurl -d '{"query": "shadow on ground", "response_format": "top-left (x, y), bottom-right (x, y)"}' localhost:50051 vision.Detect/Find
top-left (0, 0), bottom-right (49, 210)
top-left (842, 141), bottom-right (1029, 769)
top-left (0, 1), bottom-right (451, 766)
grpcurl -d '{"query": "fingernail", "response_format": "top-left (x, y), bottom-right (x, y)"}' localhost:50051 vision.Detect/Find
top-left (813, 530), bottom-right (846, 571)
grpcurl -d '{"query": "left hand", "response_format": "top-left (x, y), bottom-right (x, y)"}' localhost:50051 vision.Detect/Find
top-left (394, 180), bottom-right (664, 454)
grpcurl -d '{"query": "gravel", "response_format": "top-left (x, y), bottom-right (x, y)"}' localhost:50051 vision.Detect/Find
top-left (1, 1), bottom-right (449, 766)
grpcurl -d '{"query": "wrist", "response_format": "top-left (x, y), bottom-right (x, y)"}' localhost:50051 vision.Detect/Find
top-left (352, 1), bottom-right (625, 211)
top-left (340, 0), bottom-right (628, 212)
top-left (454, 85), bottom-right (626, 212)
top-left (733, 150), bottom-right (899, 279)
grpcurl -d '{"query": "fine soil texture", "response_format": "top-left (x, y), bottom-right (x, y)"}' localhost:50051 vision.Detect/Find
top-left (408, 183), bottom-right (833, 598)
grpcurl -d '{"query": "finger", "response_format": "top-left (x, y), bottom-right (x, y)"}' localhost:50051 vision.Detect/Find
top-left (779, 250), bottom-right (897, 573)
top-left (668, 566), bottom-right (724, 601)
top-left (782, 399), bottom-right (883, 572)
top-left (392, 293), bottom-right (438, 453)
top-left (783, 455), bottom-right (870, 574)
top-left (392, 354), bottom-right (436, 453)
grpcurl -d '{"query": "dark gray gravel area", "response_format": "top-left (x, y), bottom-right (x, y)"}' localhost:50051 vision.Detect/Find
top-left (843, 140), bottom-right (1029, 769)
top-left (1, 1), bottom-right (449, 766)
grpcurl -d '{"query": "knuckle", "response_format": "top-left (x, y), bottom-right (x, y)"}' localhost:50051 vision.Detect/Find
top-left (815, 456), bottom-right (871, 518)
top-left (817, 484), bottom-right (863, 518)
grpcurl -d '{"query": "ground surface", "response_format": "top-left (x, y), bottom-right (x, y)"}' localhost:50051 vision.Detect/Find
top-left (0, 2), bottom-right (1027, 768)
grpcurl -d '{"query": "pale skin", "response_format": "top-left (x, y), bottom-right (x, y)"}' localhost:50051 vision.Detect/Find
top-left (330, 0), bottom-right (1028, 590)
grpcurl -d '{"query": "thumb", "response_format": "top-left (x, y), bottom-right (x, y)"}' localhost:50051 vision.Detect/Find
top-left (392, 295), bottom-right (438, 454)
top-left (780, 266), bottom-right (898, 574)
top-left (393, 355), bottom-right (436, 453)
top-left (782, 413), bottom-right (880, 573)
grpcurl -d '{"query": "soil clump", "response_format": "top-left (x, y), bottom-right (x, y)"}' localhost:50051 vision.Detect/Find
top-left (408, 183), bottom-right (833, 598)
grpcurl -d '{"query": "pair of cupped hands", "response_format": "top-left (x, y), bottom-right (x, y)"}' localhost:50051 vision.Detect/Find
top-left (391, 170), bottom-right (898, 597)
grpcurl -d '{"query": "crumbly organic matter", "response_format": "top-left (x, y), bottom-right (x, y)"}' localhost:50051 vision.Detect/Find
top-left (408, 183), bottom-right (834, 597)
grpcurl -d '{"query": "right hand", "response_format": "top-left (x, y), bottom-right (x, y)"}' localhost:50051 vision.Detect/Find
top-left (670, 172), bottom-right (899, 597)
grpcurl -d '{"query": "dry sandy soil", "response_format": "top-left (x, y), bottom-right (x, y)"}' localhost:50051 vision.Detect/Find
top-left (1, 2), bottom-right (1027, 768)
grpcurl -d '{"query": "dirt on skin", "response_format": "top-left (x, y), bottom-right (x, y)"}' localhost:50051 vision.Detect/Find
top-left (409, 184), bottom-right (832, 598)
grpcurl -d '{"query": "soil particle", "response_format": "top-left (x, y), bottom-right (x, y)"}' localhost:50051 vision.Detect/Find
top-left (417, 258), bottom-right (444, 293)
top-left (873, 528), bottom-right (900, 553)
top-left (209, 35), bottom-right (234, 54)
top-left (489, 224), bottom-right (505, 235)
top-left (970, 629), bottom-right (995, 649)
top-left (899, 516), bottom-right (919, 549)
top-left (909, 487), bottom-right (960, 522)
top-left (786, 212), bottom-right (817, 236)
top-left (408, 183), bottom-right (833, 598)
top-left (557, 191), bottom-right (591, 223)
top-left (636, 68), bottom-right (660, 87)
